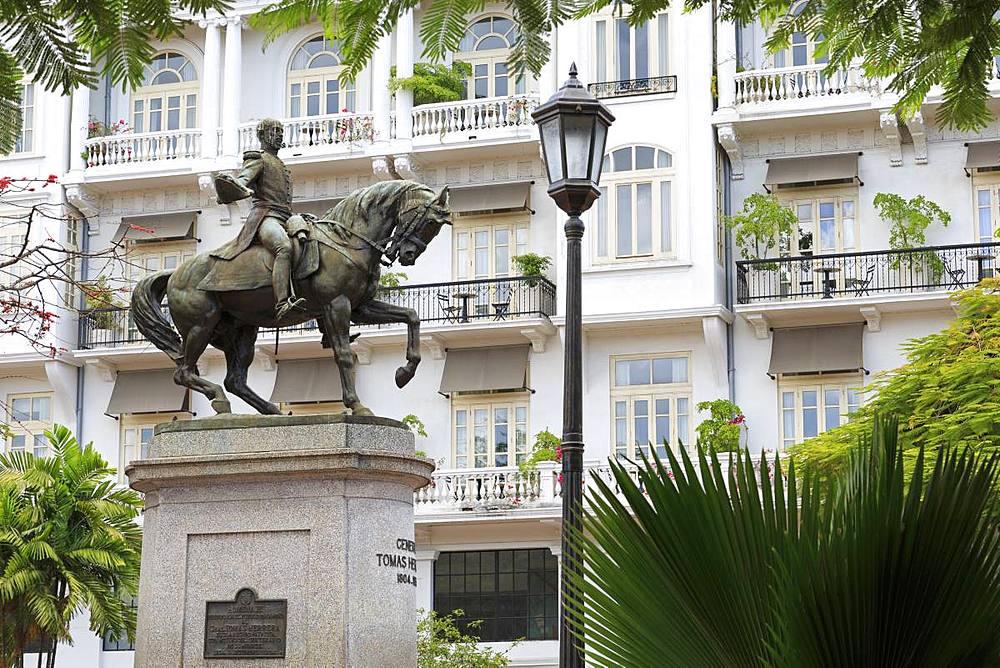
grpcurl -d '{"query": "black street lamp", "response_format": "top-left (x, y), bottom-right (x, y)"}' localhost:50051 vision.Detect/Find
top-left (532, 63), bottom-right (614, 668)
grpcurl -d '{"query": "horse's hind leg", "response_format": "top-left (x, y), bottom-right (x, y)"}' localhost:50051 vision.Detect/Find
top-left (175, 318), bottom-right (232, 414)
top-left (222, 325), bottom-right (282, 415)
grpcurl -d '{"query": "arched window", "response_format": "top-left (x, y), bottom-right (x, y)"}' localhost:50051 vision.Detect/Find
top-left (456, 15), bottom-right (525, 99)
top-left (288, 36), bottom-right (356, 117)
top-left (132, 51), bottom-right (198, 133)
top-left (772, 2), bottom-right (826, 68)
top-left (594, 145), bottom-right (674, 262)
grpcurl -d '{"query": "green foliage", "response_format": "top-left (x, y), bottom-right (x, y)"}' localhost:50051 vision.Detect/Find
top-left (379, 271), bottom-right (409, 289)
top-left (83, 276), bottom-right (125, 329)
top-left (0, 425), bottom-right (143, 666)
top-left (874, 192), bottom-right (951, 278)
top-left (511, 253), bottom-right (551, 277)
top-left (725, 193), bottom-right (797, 265)
top-left (417, 608), bottom-right (513, 667)
top-left (390, 62), bottom-right (472, 106)
top-left (0, 0), bottom-right (231, 152)
top-left (694, 399), bottom-right (745, 453)
top-left (791, 279), bottom-right (1000, 480)
top-left (518, 429), bottom-right (561, 473)
top-left (402, 414), bottom-right (428, 438)
top-left (569, 417), bottom-right (1000, 666)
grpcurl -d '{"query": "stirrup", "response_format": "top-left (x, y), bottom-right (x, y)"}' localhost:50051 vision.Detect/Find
top-left (274, 296), bottom-right (307, 321)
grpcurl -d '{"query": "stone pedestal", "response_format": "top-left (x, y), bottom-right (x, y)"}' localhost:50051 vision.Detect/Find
top-left (127, 414), bottom-right (433, 668)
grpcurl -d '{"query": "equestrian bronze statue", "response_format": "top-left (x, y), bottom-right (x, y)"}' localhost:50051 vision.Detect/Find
top-left (131, 120), bottom-right (452, 416)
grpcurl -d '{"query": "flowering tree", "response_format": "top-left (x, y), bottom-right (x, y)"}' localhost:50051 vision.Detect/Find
top-left (0, 176), bottom-right (126, 354)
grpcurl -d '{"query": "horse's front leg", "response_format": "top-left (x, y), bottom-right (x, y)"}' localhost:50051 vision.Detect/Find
top-left (322, 296), bottom-right (372, 416)
top-left (352, 299), bottom-right (420, 388)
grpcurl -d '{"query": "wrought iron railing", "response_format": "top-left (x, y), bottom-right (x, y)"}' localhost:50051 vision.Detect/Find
top-left (735, 242), bottom-right (1000, 305)
top-left (77, 276), bottom-right (557, 349)
top-left (587, 75), bottom-right (678, 99)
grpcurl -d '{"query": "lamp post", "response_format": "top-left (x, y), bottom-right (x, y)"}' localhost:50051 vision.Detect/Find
top-left (532, 64), bottom-right (614, 668)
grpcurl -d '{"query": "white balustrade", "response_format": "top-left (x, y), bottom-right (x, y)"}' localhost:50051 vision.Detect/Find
top-left (734, 64), bottom-right (877, 106)
top-left (84, 129), bottom-right (201, 168)
top-left (236, 112), bottom-right (376, 154)
top-left (411, 94), bottom-right (538, 139)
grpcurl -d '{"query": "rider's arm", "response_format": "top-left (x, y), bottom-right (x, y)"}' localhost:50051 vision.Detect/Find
top-left (232, 150), bottom-right (264, 189)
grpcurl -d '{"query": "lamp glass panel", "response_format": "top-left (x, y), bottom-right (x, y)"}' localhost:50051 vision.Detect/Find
top-left (540, 117), bottom-right (564, 183)
top-left (562, 113), bottom-right (595, 180)
top-left (590, 121), bottom-right (608, 183)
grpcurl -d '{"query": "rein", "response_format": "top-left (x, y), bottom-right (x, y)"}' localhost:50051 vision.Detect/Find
top-left (321, 196), bottom-right (435, 268)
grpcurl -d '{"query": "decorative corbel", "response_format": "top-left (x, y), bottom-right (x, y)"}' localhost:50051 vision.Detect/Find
top-left (351, 338), bottom-right (373, 365)
top-left (371, 156), bottom-right (395, 181)
top-left (879, 112), bottom-right (902, 167)
top-left (908, 112), bottom-right (928, 165)
top-left (64, 184), bottom-right (100, 233)
top-left (393, 154), bottom-right (421, 180)
top-left (420, 334), bottom-right (446, 360)
top-left (717, 124), bottom-right (743, 180)
top-left (520, 320), bottom-right (556, 353)
top-left (860, 306), bottom-right (882, 332)
top-left (744, 312), bottom-right (770, 340)
top-left (84, 358), bottom-right (118, 382)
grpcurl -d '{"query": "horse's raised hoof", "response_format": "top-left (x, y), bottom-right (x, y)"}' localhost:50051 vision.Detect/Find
top-left (352, 406), bottom-right (374, 417)
top-left (211, 399), bottom-right (232, 414)
top-left (395, 366), bottom-right (415, 388)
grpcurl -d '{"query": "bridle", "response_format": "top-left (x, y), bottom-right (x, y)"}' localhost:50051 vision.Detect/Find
top-left (326, 195), bottom-right (444, 267)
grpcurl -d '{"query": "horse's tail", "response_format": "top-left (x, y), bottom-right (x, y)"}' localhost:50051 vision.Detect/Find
top-left (131, 270), bottom-right (183, 363)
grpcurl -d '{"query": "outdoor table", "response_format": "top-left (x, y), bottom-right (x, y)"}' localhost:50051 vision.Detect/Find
top-left (815, 265), bottom-right (841, 299)
top-left (967, 252), bottom-right (996, 282)
top-left (451, 290), bottom-right (479, 322)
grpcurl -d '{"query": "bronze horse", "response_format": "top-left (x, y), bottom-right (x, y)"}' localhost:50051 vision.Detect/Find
top-left (131, 180), bottom-right (451, 416)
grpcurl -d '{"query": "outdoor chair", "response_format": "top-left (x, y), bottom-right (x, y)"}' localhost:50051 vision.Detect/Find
top-left (492, 282), bottom-right (512, 320)
top-left (846, 264), bottom-right (876, 296)
top-left (942, 257), bottom-right (966, 290)
top-left (437, 293), bottom-right (462, 323)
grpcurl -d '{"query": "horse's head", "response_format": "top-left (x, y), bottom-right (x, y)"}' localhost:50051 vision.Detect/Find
top-left (393, 186), bottom-right (452, 266)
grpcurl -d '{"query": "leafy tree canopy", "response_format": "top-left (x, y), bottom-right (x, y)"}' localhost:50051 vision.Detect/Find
top-left (725, 192), bottom-right (796, 261)
top-left (417, 609), bottom-right (513, 667)
top-left (791, 279), bottom-right (1000, 480)
top-left (390, 62), bottom-right (472, 106)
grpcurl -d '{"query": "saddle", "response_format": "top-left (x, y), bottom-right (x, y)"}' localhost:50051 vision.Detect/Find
top-left (198, 236), bottom-right (321, 292)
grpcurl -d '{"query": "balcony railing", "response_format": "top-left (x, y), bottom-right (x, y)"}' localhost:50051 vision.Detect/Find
top-left (733, 63), bottom-right (878, 107)
top-left (410, 94), bottom-right (538, 139)
top-left (735, 242), bottom-right (1000, 305)
top-left (237, 112), bottom-right (376, 154)
top-left (78, 276), bottom-right (557, 349)
top-left (587, 75), bottom-right (678, 99)
top-left (84, 129), bottom-right (201, 167)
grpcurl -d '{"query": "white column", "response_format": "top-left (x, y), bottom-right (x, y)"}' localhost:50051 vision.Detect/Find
top-left (200, 18), bottom-right (223, 158)
top-left (69, 85), bottom-right (90, 171)
top-left (394, 10), bottom-right (415, 140)
top-left (716, 18), bottom-right (738, 110)
top-left (221, 16), bottom-right (243, 158)
top-left (371, 32), bottom-right (392, 144)
top-left (415, 550), bottom-right (438, 612)
top-left (539, 27), bottom-right (559, 98)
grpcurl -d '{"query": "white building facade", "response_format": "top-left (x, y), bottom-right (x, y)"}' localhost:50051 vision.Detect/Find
top-left (0, 2), bottom-right (991, 665)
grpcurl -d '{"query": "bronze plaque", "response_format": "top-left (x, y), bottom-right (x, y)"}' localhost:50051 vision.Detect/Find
top-left (204, 588), bottom-right (287, 659)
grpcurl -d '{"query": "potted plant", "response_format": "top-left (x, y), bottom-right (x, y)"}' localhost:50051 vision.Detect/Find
top-left (512, 253), bottom-right (552, 287)
top-left (83, 276), bottom-right (125, 344)
top-left (873, 193), bottom-right (951, 286)
top-left (695, 399), bottom-right (747, 454)
top-left (379, 271), bottom-right (409, 301)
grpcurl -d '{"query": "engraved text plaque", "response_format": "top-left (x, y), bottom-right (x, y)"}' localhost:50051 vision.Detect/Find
top-left (204, 588), bottom-right (287, 659)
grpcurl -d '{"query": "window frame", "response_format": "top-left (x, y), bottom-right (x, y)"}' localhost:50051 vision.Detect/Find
top-left (11, 83), bottom-right (34, 154)
top-left (6, 392), bottom-right (53, 457)
top-left (971, 171), bottom-right (1000, 243)
top-left (770, 1), bottom-right (827, 69)
top-left (594, 145), bottom-right (675, 264)
top-left (453, 215), bottom-right (529, 280)
top-left (452, 394), bottom-right (530, 469)
top-left (455, 15), bottom-right (527, 100)
top-left (433, 548), bottom-right (559, 642)
top-left (775, 187), bottom-right (859, 257)
top-left (126, 239), bottom-right (197, 283)
top-left (593, 12), bottom-right (670, 83)
top-left (102, 597), bottom-right (138, 651)
top-left (119, 412), bottom-right (189, 481)
top-left (131, 51), bottom-right (199, 134)
top-left (777, 374), bottom-right (863, 449)
top-left (609, 352), bottom-right (692, 460)
top-left (287, 35), bottom-right (356, 117)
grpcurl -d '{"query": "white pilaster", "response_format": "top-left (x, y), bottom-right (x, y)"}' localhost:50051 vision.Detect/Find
top-left (371, 32), bottom-right (392, 145)
top-left (414, 549), bottom-right (439, 612)
top-left (539, 28), bottom-right (559, 98)
top-left (394, 10), bottom-right (415, 141)
top-left (69, 85), bottom-right (90, 172)
top-left (200, 18), bottom-right (223, 159)
top-left (221, 17), bottom-right (244, 158)
top-left (716, 18), bottom-right (738, 112)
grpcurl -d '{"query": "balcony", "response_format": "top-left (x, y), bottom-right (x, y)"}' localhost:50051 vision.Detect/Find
top-left (409, 94), bottom-right (538, 145)
top-left (83, 129), bottom-right (201, 170)
top-left (78, 276), bottom-right (557, 350)
top-left (587, 75), bottom-right (678, 100)
top-left (731, 63), bottom-right (879, 118)
top-left (735, 242), bottom-right (998, 305)
top-left (236, 111), bottom-right (375, 159)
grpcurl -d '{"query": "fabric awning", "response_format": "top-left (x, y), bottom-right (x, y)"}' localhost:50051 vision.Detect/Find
top-left (439, 345), bottom-right (530, 394)
top-left (768, 324), bottom-right (864, 376)
top-left (106, 369), bottom-right (189, 414)
top-left (113, 211), bottom-right (197, 243)
top-left (269, 358), bottom-right (343, 403)
top-left (294, 198), bottom-right (343, 219)
top-left (450, 181), bottom-right (532, 215)
top-left (965, 141), bottom-right (1000, 173)
top-left (764, 153), bottom-right (860, 190)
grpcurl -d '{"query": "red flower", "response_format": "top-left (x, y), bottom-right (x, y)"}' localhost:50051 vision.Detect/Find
top-left (557, 473), bottom-right (564, 484)
top-left (555, 444), bottom-right (563, 462)
top-left (128, 223), bottom-right (156, 235)
top-left (729, 414), bottom-right (746, 425)
top-left (46, 174), bottom-right (57, 183)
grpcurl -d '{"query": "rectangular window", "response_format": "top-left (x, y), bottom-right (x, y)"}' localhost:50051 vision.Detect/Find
top-left (778, 378), bottom-right (863, 447)
top-left (6, 393), bottom-right (52, 456)
top-left (595, 21), bottom-right (607, 82)
top-left (120, 413), bottom-right (190, 481)
top-left (127, 241), bottom-right (196, 284)
top-left (102, 597), bottom-right (138, 651)
top-left (452, 219), bottom-right (529, 280)
top-left (974, 184), bottom-right (1000, 242)
top-left (594, 14), bottom-right (670, 84)
top-left (433, 549), bottom-right (558, 642)
top-left (611, 354), bottom-right (691, 458)
top-left (777, 191), bottom-right (859, 256)
top-left (596, 186), bottom-right (608, 257)
top-left (12, 84), bottom-right (34, 153)
top-left (453, 398), bottom-right (529, 468)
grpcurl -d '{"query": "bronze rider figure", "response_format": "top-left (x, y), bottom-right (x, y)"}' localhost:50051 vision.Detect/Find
top-left (212, 118), bottom-right (308, 320)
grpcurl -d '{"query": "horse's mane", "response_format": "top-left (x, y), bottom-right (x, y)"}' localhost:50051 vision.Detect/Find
top-left (327, 180), bottom-right (433, 232)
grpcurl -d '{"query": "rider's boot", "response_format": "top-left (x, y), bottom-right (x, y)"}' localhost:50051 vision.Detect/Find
top-left (272, 245), bottom-right (305, 321)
